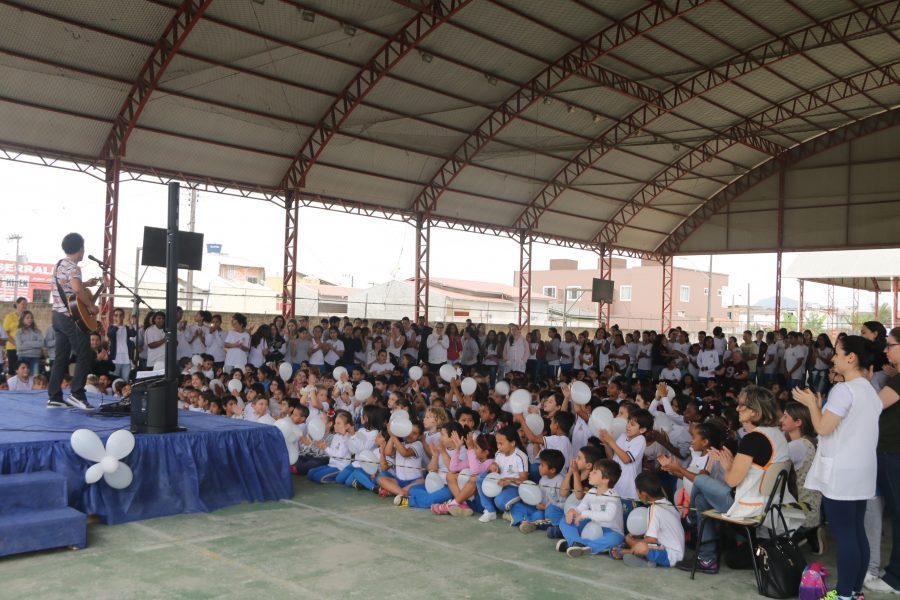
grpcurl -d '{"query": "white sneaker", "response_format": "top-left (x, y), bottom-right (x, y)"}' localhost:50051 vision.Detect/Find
top-left (478, 511), bottom-right (497, 523)
top-left (863, 575), bottom-right (899, 593)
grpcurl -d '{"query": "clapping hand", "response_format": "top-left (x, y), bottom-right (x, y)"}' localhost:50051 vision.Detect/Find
top-left (709, 446), bottom-right (734, 471)
top-left (792, 387), bottom-right (822, 411)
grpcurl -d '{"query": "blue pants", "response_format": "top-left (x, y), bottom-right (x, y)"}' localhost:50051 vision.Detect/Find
top-left (879, 453), bottom-right (900, 591)
top-left (510, 503), bottom-right (545, 525)
top-left (823, 497), bottom-right (868, 597)
top-left (307, 465), bottom-right (340, 483)
top-left (347, 468), bottom-right (377, 491)
top-left (335, 465), bottom-right (355, 486)
top-left (21, 356), bottom-right (41, 376)
top-left (646, 548), bottom-right (671, 567)
top-left (546, 503), bottom-right (565, 526)
top-left (691, 474), bottom-right (735, 561)
top-left (295, 456), bottom-right (328, 475)
top-left (560, 520), bottom-right (625, 554)
top-left (111, 362), bottom-right (131, 381)
top-left (528, 463), bottom-right (541, 482)
top-left (408, 483), bottom-right (453, 509)
top-left (476, 473), bottom-right (520, 513)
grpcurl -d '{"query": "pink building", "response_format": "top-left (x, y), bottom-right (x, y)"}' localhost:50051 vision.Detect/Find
top-left (515, 258), bottom-right (730, 334)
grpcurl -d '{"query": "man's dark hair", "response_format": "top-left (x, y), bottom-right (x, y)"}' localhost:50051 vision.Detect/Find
top-left (61, 233), bottom-right (84, 255)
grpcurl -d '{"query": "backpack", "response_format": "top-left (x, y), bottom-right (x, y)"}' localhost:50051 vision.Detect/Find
top-left (798, 562), bottom-right (829, 600)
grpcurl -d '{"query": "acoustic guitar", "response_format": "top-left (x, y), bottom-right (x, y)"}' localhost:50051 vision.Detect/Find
top-left (68, 284), bottom-right (104, 335)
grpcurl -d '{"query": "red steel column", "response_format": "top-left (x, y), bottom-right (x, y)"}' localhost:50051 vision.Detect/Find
top-left (893, 277), bottom-right (898, 329)
top-left (99, 157), bottom-right (120, 324)
top-left (414, 213), bottom-right (430, 324)
top-left (282, 192), bottom-right (298, 319)
top-left (827, 284), bottom-right (836, 334)
top-left (775, 168), bottom-right (785, 328)
top-left (798, 279), bottom-right (805, 331)
top-left (661, 255), bottom-right (673, 332)
top-left (596, 245), bottom-right (612, 328)
top-left (518, 231), bottom-right (532, 330)
top-left (874, 277), bottom-right (881, 323)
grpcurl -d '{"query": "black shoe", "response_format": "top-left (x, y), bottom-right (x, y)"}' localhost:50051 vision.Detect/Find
top-left (675, 556), bottom-right (719, 574)
top-left (63, 395), bottom-right (94, 410)
top-left (555, 539), bottom-right (569, 553)
top-left (47, 399), bottom-right (66, 408)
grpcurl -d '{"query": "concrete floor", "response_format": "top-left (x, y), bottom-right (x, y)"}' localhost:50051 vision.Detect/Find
top-left (0, 480), bottom-right (894, 599)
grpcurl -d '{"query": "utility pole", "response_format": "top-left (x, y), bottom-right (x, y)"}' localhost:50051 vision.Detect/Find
top-left (8, 234), bottom-right (22, 301)
top-left (185, 187), bottom-right (197, 310)
top-left (705, 255), bottom-right (712, 332)
top-left (746, 282), bottom-right (751, 331)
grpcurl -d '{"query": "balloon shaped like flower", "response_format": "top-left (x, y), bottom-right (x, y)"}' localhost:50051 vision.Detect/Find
top-left (70, 429), bottom-right (135, 490)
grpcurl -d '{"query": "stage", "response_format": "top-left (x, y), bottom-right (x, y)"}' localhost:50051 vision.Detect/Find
top-left (0, 391), bottom-right (294, 525)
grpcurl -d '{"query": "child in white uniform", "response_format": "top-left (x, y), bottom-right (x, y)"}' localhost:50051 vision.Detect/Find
top-left (512, 449), bottom-right (565, 531)
top-left (612, 472), bottom-right (685, 567)
top-left (557, 459), bottom-right (625, 557)
top-left (307, 410), bottom-right (354, 483)
top-left (599, 410), bottom-right (651, 501)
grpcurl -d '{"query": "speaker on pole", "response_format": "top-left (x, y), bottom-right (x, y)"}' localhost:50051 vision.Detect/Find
top-left (591, 278), bottom-right (614, 303)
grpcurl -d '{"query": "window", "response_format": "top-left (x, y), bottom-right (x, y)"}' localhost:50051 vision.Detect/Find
top-left (32, 289), bottom-right (51, 303)
top-left (542, 286), bottom-right (557, 298)
top-left (566, 287), bottom-right (581, 301)
top-left (679, 285), bottom-right (690, 302)
top-left (703, 287), bottom-right (709, 296)
top-left (677, 310), bottom-right (686, 318)
top-left (619, 285), bottom-right (632, 302)
top-left (246, 276), bottom-right (259, 284)
top-left (716, 288), bottom-right (723, 297)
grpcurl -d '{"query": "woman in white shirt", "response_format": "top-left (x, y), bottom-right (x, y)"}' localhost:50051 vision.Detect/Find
top-left (811, 333), bottom-right (835, 394)
top-left (793, 335), bottom-right (882, 600)
top-left (426, 322), bottom-right (449, 369)
top-left (696, 336), bottom-right (719, 382)
top-left (248, 324), bottom-right (270, 368)
top-left (223, 313), bottom-right (251, 373)
top-left (308, 326), bottom-right (325, 370)
top-left (206, 314), bottom-right (226, 366)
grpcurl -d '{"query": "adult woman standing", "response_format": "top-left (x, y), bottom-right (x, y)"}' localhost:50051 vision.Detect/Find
top-left (793, 335), bottom-right (882, 600)
top-left (864, 327), bottom-right (900, 594)
top-left (676, 385), bottom-right (791, 574)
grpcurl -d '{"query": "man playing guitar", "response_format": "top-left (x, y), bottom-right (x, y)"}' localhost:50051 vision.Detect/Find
top-left (48, 233), bottom-right (101, 410)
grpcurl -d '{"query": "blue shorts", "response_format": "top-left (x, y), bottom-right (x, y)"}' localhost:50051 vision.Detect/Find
top-left (645, 548), bottom-right (671, 567)
top-left (378, 471), bottom-right (421, 487)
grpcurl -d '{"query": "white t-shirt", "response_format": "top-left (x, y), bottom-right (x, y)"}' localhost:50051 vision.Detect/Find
top-left (558, 341), bottom-right (576, 365)
top-left (637, 343), bottom-right (653, 370)
top-left (325, 433), bottom-right (352, 470)
top-left (713, 336), bottom-right (726, 358)
top-left (206, 329), bottom-right (225, 363)
top-left (544, 434), bottom-right (574, 468)
top-left (369, 360), bottom-right (394, 375)
top-left (309, 338), bottom-right (325, 366)
top-left (814, 347), bottom-right (834, 371)
top-left (7, 376), bottom-right (33, 391)
top-left (784, 345), bottom-right (807, 380)
top-left (613, 433), bottom-right (646, 501)
top-left (646, 499), bottom-right (685, 565)
top-left (113, 326), bottom-right (130, 365)
top-left (697, 350), bottom-right (719, 378)
top-left (394, 441), bottom-right (424, 482)
top-left (659, 367), bottom-right (682, 383)
top-left (495, 449), bottom-right (529, 480)
top-left (571, 415), bottom-right (591, 454)
top-left (248, 339), bottom-right (268, 368)
top-left (324, 339), bottom-right (344, 365)
top-left (224, 331), bottom-right (250, 368)
top-left (539, 473), bottom-right (565, 509)
top-left (576, 488), bottom-right (624, 535)
top-left (427, 334), bottom-right (449, 364)
top-left (764, 344), bottom-right (779, 375)
top-left (145, 325), bottom-right (166, 366)
top-left (187, 324), bottom-right (207, 355)
top-left (176, 327), bottom-right (192, 360)
top-left (805, 378), bottom-right (881, 500)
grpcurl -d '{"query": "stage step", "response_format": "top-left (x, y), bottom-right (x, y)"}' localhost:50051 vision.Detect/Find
top-left (0, 471), bottom-right (69, 513)
top-left (0, 507), bottom-right (87, 557)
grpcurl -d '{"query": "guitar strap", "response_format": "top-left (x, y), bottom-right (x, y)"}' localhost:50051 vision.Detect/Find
top-left (53, 259), bottom-right (74, 319)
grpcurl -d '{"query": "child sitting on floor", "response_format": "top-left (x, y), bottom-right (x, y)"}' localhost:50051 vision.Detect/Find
top-left (611, 472), bottom-right (685, 568)
top-left (379, 421), bottom-right (426, 505)
top-left (556, 459), bottom-right (625, 558)
top-left (307, 410), bottom-right (354, 483)
top-left (445, 431), bottom-right (497, 517)
top-left (547, 444), bottom-right (605, 538)
top-left (599, 409), bottom-right (651, 502)
top-left (513, 448), bottom-right (565, 533)
top-left (408, 421), bottom-right (461, 509)
top-left (476, 424), bottom-right (529, 523)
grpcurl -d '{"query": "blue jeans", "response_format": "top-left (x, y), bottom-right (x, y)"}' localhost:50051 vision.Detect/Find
top-left (879, 453), bottom-right (900, 591)
top-left (335, 465), bottom-right (355, 485)
top-left (823, 497), bottom-right (868, 597)
top-left (546, 504), bottom-right (565, 526)
top-left (295, 456), bottom-right (328, 475)
top-left (559, 520), bottom-right (625, 554)
top-left (112, 362), bottom-right (131, 381)
top-left (691, 474), bottom-right (735, 561)
top-left (476, 473), bottom-right (520, 513)
top-left (408, 483), bottom-right (453, 509)
top-left (20, 356), bottom-right (41, 377)
top-left (307, 465), bottom-right (340, 483)
top-left (346, 468), bottom-right (377, 491)
top-left (510, 503), bottom-right (545, 525)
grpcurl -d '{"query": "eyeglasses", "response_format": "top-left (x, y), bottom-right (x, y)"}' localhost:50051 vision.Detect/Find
top-left (887, 343), bottom-right (900, 348)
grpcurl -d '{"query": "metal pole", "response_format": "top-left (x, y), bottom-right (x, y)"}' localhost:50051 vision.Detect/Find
top-left (133, 246), bottom-right (142, 317)
top-left (746, 282), bottom-right (751, 331)
top-left (186, 187), bottom-right (196, 311)
top-left (8, 234), bottom-right (22, 301)
top-left (705, 254), bottom-right (712, 332)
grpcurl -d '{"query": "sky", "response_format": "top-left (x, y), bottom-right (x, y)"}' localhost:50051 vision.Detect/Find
top-left (0, 159), bottom-right (877, 311)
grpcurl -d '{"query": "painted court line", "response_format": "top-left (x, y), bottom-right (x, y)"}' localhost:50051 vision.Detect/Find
top-left (280, 498), bottom-right (660, 600)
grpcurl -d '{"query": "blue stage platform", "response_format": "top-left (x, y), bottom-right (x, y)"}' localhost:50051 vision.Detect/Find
top-left (0, 392), bottom-right (294, 525)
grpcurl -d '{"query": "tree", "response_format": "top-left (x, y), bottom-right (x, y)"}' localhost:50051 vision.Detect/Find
top-left (802, 313), bottom-right (827, 334)
top-left (782, 312), bottom-right (797, 331)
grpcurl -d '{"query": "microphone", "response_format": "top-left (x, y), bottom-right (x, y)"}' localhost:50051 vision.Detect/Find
top-left (87, 254), bottom-right (107, 268)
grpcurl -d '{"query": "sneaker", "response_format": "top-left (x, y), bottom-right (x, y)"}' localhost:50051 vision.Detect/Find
top-left (502, 511), bottom-right (513, 523)
top-left (863, 576), bottom-right (899, 593)
top-left (519, 521), bottom-right (537, 534)
top-left (47, 399), bottom-right (66, 408)
top-left (504, 497), bottom-right (521, 511)
top-left (393, 495), bottom-right (409, 508)
top-left (478, 510), bottom-right (497, 523)
top-left (675, 557), bottom-right (719, 575)
top-left (431, 502), bottom-right (451, 515)
top-left (566, 543), bottom-right (592, 558)
top-left (555, 539), bottom-right (569, 553)
top-left (377, 487), bottom-right (391, 498)
top-left (62, 395), bottom-right (94, 410)
top-left (350, 479), bottom-right (362, 491)
top-left (448, 503), bottom-right (473, 518)
top-left (546, 525), bottom-right (563, 539)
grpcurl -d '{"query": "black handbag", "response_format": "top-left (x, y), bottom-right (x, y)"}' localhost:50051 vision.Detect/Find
top-left (755, 534), bottom-right (807, 598)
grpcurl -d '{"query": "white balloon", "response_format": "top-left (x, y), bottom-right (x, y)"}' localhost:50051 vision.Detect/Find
top-left (582, 521), bottom-right (605, 540)
top-left (227, 379), bottom-right (243, 393)
top-left (390, 410), bottom-right (411, 424)
top-left (408, 366), bottom-right (423, 381)
top-left (610, 417), bottom-right (628, 440)
top-left (627, 506), bottom-right (650, 536)
top-left (495, 381), bottom-right (510, 396)
top-left (457, 468), bottom-right (472, 489)
top-left (332, 366), bottom-right (348, 381)
top-left (355, 381), bottom-right (374, 402)
top-left (518, 481), bottom-right (542, 506)
top-left (191, 354), bottom-right (203, 366)
top-left (525, 413), bottom-right (545, 436)
top-left (71, 429), bottom-right (106, 463)
top-left (104, 463), bottom-right (133, 490)
top-left (590, 407), bottom-right (614, 433)
top-left (425, 472), bottom-right (445, 494)
top-left (307, 418), bottom-right (326, 441)
top-left (275, 418), bottom-right (300, 464)
top-left (105, 430), bottom-right (135, 461)
top-left (654, 413), bottom-right (674, 434)
top-left (510, 389), bottom-right (531, 414)
top-left (85, 463), bottom-right (104, 485)
top-left (439, 364), bottom-right (457, 383)
top-left (278, 362), bottom-right (293, 381)
top-left (390, 418), bottom-right (413, 438)
top-left (460, 377), bottom-right (477, 396)
top-left (570, 380), bottom-right (592, 405)
top-left (358, 450), bottom-right (379, 476)
top-left (347, 431), bottom-right (368, 455)
top-left (481, 472), bottom-right (503, 498)
top-left (100, 455), bottom-right (119, 474)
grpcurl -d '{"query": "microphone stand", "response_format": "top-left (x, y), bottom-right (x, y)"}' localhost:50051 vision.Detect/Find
top-left (91, 259), bottom-right (154, 364)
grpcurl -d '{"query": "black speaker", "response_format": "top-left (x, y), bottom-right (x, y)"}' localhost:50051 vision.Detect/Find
top-left (131, 376), bottom-right (180, 433)
top-left (591, 278), bottom-right (614, 303)
top-left (141, 226), bottom-right (204, 271)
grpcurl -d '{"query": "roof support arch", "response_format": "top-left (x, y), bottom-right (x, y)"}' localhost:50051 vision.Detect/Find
top-left (593, 61), bottom-right (899, 246)
top-left (409, 0), bottom-right (711, 214)
top-left (656, 107), bottom-right (900, 256)
top-left (280, 0), bottom-right (472, 192)
top-left (511, 0), bottom-right (897, 232)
